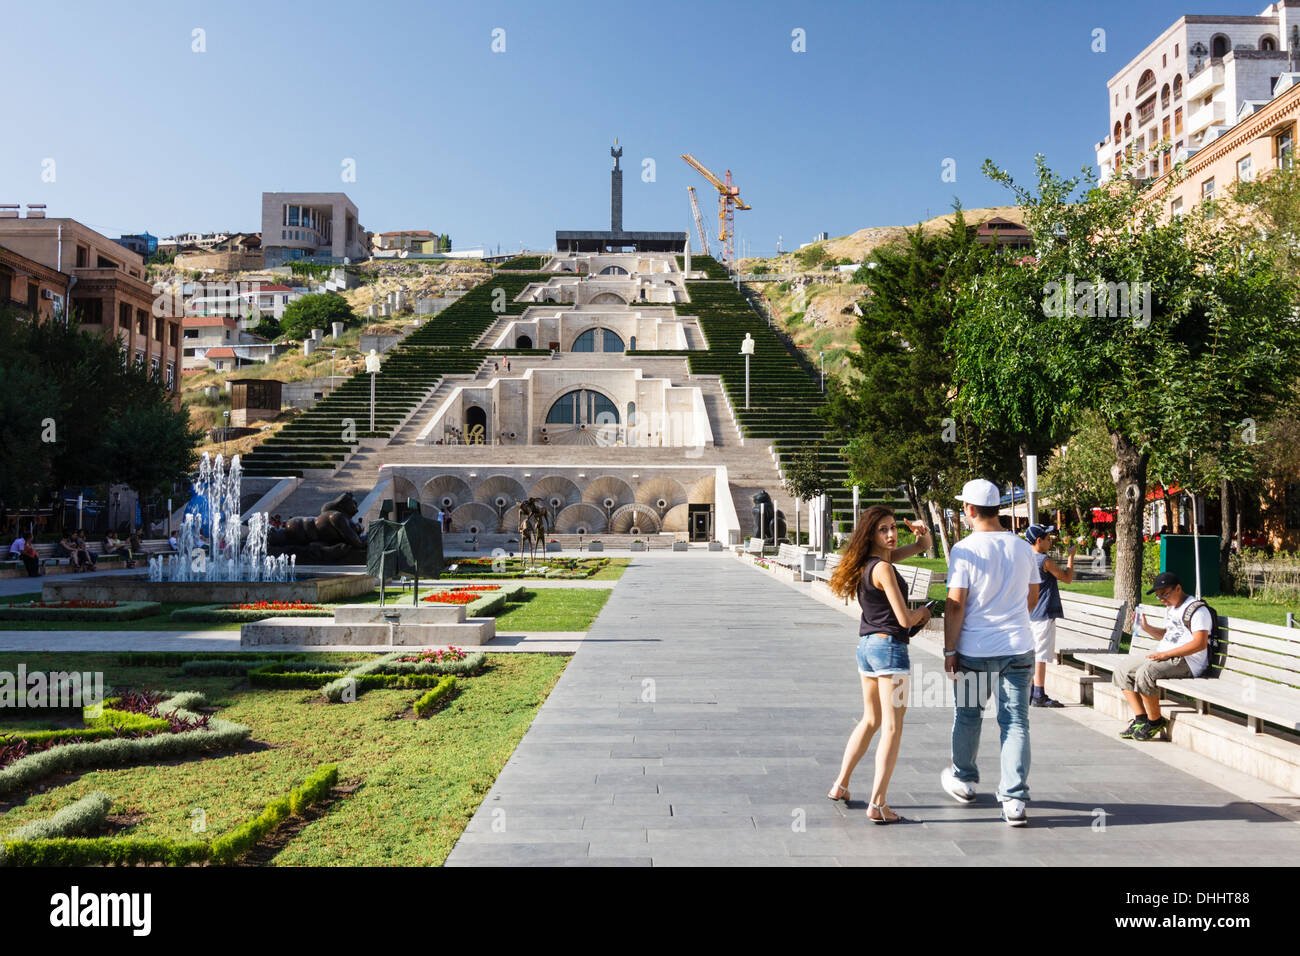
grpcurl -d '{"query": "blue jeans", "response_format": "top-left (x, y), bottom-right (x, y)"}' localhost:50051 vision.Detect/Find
top-left (949, 650), bottom-right (1033, 803)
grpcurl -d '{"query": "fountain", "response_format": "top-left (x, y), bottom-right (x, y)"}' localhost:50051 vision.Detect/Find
top-left (42, 452), bottom-right (372, 605)
top-left (147, 453), bottom-right (297, 584)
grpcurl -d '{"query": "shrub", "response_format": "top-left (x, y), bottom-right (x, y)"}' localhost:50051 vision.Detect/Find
top-left (279, 293), bottom-right (356, 340)
top-left (2, 791), bottom-right (112, 844)
top-left (0, 601), bottom-right (161, 622)
top-left (5, 708), bottom-right (171, 747)
top-left (209, 764), bottom-right (337, 864)
top-left (170, 604), bottom-right (333, 623)
top-left (412, 677), bottom-right (458, 717)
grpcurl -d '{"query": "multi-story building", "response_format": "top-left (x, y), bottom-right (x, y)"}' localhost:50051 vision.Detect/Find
top-left (117, 232), bottom-right (158, 258)
top-left (1095, 1), bottom-right (1300, 182)
top-left (261, 192), bottom-right (367, 267)
top-left (0, 205), bottom-right (182, 392)
top-left (375, 230), bottom-right (436, 253)
top-left (157, 232), bottom-right (230, 253)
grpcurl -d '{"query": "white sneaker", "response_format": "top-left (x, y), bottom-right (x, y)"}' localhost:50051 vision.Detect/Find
top-left (1001, 799), bottom-right (1028, 827)
top-left (940, 767), bottom-right (975, 804)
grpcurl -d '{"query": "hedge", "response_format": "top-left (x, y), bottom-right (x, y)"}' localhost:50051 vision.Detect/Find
top-left (0, 693), bottom-right (249, 796)
top-left (247, 660), bottom-right (362, 689)
top-left (412, 677), bottom-right (458, 717)
top-left (319, 652), bottom-right (484, 702)
top-left (1, 791), bottom-right (112, 845)
top-left (179, 658), bottom-right (308, 677)
top-left (5, 707), bottom-right (171, 745)
top-left (372, 651), bottom-right (486, 677)
top-left (0, 601), bottom-right (161, 622)
top-left (0, 765), bottom-right (338, 866)
top-left (170, 605), bottom-right (334, 624)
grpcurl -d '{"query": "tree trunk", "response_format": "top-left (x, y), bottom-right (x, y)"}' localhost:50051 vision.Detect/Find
top-left (929, 499), bottom-right (952, 564)
top-left (1111, 431), bottom-right (1149, 626)
top-left (1219, 478), bottom-right (1233, 593)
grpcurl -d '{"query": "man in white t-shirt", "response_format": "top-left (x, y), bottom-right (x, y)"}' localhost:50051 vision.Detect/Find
top-left (1114, 571), bottom-right (1211, 742)
top-left (939, 478), bottom-right (1040, 827)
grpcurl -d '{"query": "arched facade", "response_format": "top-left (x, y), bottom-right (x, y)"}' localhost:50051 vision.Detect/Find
top-left (545, 388), bottom-right (621, 426)
top-left (571, 327), bottom-right (626, 352)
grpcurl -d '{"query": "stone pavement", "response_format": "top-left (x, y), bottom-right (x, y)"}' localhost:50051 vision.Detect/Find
top-left (446, 551), bottom-right (1300, 866)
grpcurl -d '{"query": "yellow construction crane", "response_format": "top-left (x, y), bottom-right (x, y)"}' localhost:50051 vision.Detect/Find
top-left (686, 186), bottom-right (712, 258)
top-left (681, 153), bottom-right (750, 263)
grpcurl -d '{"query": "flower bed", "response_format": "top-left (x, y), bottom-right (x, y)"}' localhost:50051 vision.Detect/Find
top-left (440, 557), bottom-right (610, 580)
top-left (396, 647), bottom-right (467, 664)
top-left (0, 601), bottom-right (161, 622)
top-left (170, 603), bottom-right (335, 623)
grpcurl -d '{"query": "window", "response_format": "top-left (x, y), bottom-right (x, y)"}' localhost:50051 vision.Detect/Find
top-left (1161, 84), bottom-right (1171, 109)
top-left (1162, 116), bottom-right (1170, 140)
top-left (183, 347), bottom-right (197, 357)
top-left (545, 389), bottom-right (620, 425)
top-left (183, 328), bottom-right (198, 339)
top-left (169, 324), bottom-right (178, 347)
top-left (1173, 74), bottom-right (1183, 100)
top-left (75, 246), bottom-right (88, 268)
top-left (1163, 150), bottom-right (1172, 173)
top-left (1202, 177), bottom-right (1215, 201)
top-left (1137, 69), bottom-right (1156, 95)
top-left (1175, 43), bottom-right (1179, 57)
top-left (165, 363), bottom-right (175, 388)
top-left (1262, 35), bottom-right (1277, 52)
top-left (288, 205), bottom-right (300, 227)
top-left (119, 302), bottom-right (131, 328)
top-left (1278, 127), bottom-right (1294, 167)
top-left (1211, 35), bottom-right (1229, 58)
top-left (135, 351), bottom-right (144, 366)
top-left (1138, 97), bottom-right (1156, 127)
top-left (1162, 54), bottom-right (1167, 68)
top-left (155, 316), bottom-right (164, 340)
top-left (97, 255), bottom-right (117, 269)
top-left (136, 309), bottom-right (147, 335)
top-left (1124, 114), bottom-right (1132, 137)
top-left (1237, 155), bottom-right (1254, 181)
top-left (150, 356), bottom-right (159, 376)
top-left (1174, 108), bottom-right (1183, 134)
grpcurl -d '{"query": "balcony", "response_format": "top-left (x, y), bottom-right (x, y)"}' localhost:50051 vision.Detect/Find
top-left (1187, 98), bottom-right (1227, 135)
top-left (1187, 60), bottom-right (1225, 100)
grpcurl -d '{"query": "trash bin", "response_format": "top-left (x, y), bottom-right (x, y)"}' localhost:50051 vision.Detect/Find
top-left (1159, 535), bottom-right (1220, 597)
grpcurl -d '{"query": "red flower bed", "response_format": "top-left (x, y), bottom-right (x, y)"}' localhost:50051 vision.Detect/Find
top-left (228, 600), bottom-right (324, 611)
top-left (6, 599), bottom-right (120, 609)
top-left (422, 585), bottom-right (499, 605)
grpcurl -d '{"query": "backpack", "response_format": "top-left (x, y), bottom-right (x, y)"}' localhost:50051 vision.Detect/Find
top-left (1182, 599), bottom-right (1223, 678)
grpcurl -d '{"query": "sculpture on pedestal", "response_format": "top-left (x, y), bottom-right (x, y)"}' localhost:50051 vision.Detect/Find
top-left (267, 492), bottom-right (366, 564)
top-left (750, 490), bottom-right (787, 543)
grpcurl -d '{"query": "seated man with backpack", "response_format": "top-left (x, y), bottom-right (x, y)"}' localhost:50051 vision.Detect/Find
top-left (1115, 571), bottom-right (1215, 742)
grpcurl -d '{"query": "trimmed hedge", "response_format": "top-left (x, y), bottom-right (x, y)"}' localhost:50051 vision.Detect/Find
top-left (247, 661), bottom-right (362, 689)
top-left (170, 604), bottom-right (333, 624)
top-left (373, 651), bottom-right (486, 677)
top-left (0, 765), bottom-right (338, 866)
top-left (0, 601), bottom-right (161, 622)
top-left (179, 658), bottom-right (309, 677)
top-left (319, 651), bottom-right (485, 702)
top-left (5, 708), bottom-right (171, 745)
top-left (412, 677), bottom-right (458, 717)
top-left (2, 791), bottom-right (112, 845)
top-left (0, 693), bottom-right (249, 796)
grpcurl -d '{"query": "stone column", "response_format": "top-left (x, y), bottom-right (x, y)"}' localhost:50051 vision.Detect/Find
top-left (611, 167), bottom-right (623, 232)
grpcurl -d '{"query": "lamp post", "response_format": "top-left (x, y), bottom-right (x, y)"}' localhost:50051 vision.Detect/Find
top-left (366, 348), bottom-right (382, 435)
top-left (222, 410), bottom-right (230, 456)
top-left (740, 333), bottom-right (754, 409)
top-left (331, 349), bottom-right (337, 390)
top-left (819, 350), bottom-right (825, 394)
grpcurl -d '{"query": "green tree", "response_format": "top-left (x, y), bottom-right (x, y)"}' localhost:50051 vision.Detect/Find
top-left (251, 317), bottom-right (282, 340)
top-left (953, 155), bottom-right (1300, 613)
top-left (279, 293), bottom-right (356, 340)
top-left (796, 244), bottom-right (827, 270)
top-left (1039, 410), bottom-right (1115, 529)
top-left (823, 207), bottom-right (1029, 558)
top-left (0, 362), bottom-right (60, 508)
top-left (104, 404), bottom-right (203, 508)
top-left (782, 442), bottom-right (831, 546)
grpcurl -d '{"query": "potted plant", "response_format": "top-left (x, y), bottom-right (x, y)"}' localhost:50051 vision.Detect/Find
top-left (629, 539), bottom-right (647, 552)
top-left (587, 539), bottom-right (604, 552)
top-left (546, 538), bottom-right (562, 553)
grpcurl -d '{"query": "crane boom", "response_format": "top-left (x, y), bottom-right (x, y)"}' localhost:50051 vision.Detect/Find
top-left (687, 186), bottom-right (711, 257)
top-left (681, 152), bottom-right (750, 264)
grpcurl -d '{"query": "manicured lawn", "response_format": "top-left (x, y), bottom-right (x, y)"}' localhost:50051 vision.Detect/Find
top-left (588, 558), bottom-right (630, 580)
top-left (0, 598), bottom-right (244, 631)
top-left (1060, 580), bottom-right (1297, 627)
top-left (0, 651), bottom-right (568, 865)
top-left (494, 588), bottom-right (612, 631)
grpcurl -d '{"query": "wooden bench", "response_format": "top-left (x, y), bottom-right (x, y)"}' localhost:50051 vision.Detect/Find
top-left (1054, 592), bottom-right (1127, 658)
top-left (896, 564), bottom-right (934, 605)
top-left (809, 552), bottom-right (840, 583)
top-left (1076, 602), bottom-right (1300, 735)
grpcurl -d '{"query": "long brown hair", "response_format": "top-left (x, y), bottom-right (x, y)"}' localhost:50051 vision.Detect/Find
top-left (828, 505), bottom-right (895, 599)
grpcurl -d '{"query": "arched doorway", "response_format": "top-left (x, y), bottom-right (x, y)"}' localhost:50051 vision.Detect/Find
top-left (465, 405), bottom-right (488, 445)
top-left (516, 334), bottom-right (533, 349)
top-left (626, 401), bottom-right (637, 446)
top-left (629, 334), bottom-right (636, 350)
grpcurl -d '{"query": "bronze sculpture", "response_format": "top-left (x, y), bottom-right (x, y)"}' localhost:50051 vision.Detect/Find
top-left (516, 497), bottom-right (550, 566)
top-left (267, 492), bottom-right (366, 563)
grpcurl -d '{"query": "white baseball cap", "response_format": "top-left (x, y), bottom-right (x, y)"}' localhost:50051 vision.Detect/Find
top-left (955, 478), bottom-right (1001, 508)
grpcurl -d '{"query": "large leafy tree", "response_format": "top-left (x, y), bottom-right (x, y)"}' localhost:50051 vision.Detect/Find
top-left (824, 207), bottom-right (1036, 557)
top-left (953, 156), bottom-right (1300, 613)
top-left (1039, 409), bottom-right (1115, 531)
top-left (279, 293), bottom-right (356, 340)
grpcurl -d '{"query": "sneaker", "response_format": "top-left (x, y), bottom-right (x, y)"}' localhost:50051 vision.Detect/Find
top-left (940, 767), bottom-right (976, 804)
top-left (1131, 717), bottom-right (1168, 741)
top-left (1118, 716), bottom-right (1147, 739)
top-left (1001, 799), bottom-right (1028, 827)
top-left (1030, 694), bottom-right (1065, 708)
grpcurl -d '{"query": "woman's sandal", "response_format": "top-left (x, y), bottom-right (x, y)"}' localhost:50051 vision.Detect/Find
top-left (867, 802), bottom-right (902, 825)
top-left (827, 784), bottom-right (851, 803)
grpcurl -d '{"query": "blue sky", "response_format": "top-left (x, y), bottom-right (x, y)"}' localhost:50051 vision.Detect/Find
top-left (0, 0), bottom-right (1249, 255)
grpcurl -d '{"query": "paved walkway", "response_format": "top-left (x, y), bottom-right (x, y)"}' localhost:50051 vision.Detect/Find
top-left (446, 551), bottom-right (1300, 866)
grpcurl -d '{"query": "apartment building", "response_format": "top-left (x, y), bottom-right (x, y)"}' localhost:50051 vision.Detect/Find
top-left (261, 192), bottom-right (367, 266)
top-left (374, 230), bottom-right (436, 252)
top-left (1096, 2), bottom-right (1300, 182)
top-left (0, 205), bottom-right (182, 392)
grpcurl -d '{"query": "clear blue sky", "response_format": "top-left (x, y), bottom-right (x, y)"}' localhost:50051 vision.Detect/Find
top-left (0, 0), bottom-right (1247, 256)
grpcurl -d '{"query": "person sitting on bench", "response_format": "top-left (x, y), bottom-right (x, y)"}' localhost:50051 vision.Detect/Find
top-left (8, 533), bottom-right (25, 562)
top-left (20, 538), bottom-right (42, 577)
top-left (1114, 572), bottom-right (1210, 742)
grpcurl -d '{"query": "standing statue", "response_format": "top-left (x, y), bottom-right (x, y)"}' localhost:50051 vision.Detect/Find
top-left (516, 497), bottom-right (550, 566)
top-left (610, 140), bottom-right (623, 171)
top-left (267, 492), bottom-right (366, 563)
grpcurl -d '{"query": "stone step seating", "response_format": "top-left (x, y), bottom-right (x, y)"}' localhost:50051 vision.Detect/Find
top-left (442, 532), bottom-right (684, 552)
top-left (241, 602), bottom-right (495, 647)
top-left (1, 539), bottom-right (178, 577)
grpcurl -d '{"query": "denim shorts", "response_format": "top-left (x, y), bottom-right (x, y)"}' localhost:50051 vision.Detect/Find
top-left (857, 633), bottom-right (911, 677)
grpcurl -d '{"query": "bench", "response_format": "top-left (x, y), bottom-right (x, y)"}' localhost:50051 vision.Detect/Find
top-left (1055, 591), bottom-right (1127, 658)
top-left (1076, 602), bottom-right (1300, 735)
top-left (809, 552), bottom-right (840, 583)
top-left (808, 555), bottom-right (930, 603)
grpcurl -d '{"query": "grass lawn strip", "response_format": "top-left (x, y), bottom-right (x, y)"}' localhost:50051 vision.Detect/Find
top-left (0, 651), bottom-right (568, 865)
top-left (493, 587), bottom-right (613, 631)
top-left (0, 765), bottom-right (339, 866)
top-left (0, 692), bottom-right (249, 796)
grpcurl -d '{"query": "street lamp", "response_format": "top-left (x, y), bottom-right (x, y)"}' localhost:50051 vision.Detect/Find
top-left (740, 333), bottom-right (755, 409)
top-left (331, 349), bottom-right (337, 389)
top-left (222, 410), bottom-right (230, 456)
top-left (366, 348), bottom-right (382, 434)
top-left (819, 350), bottom-right (825, 394)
